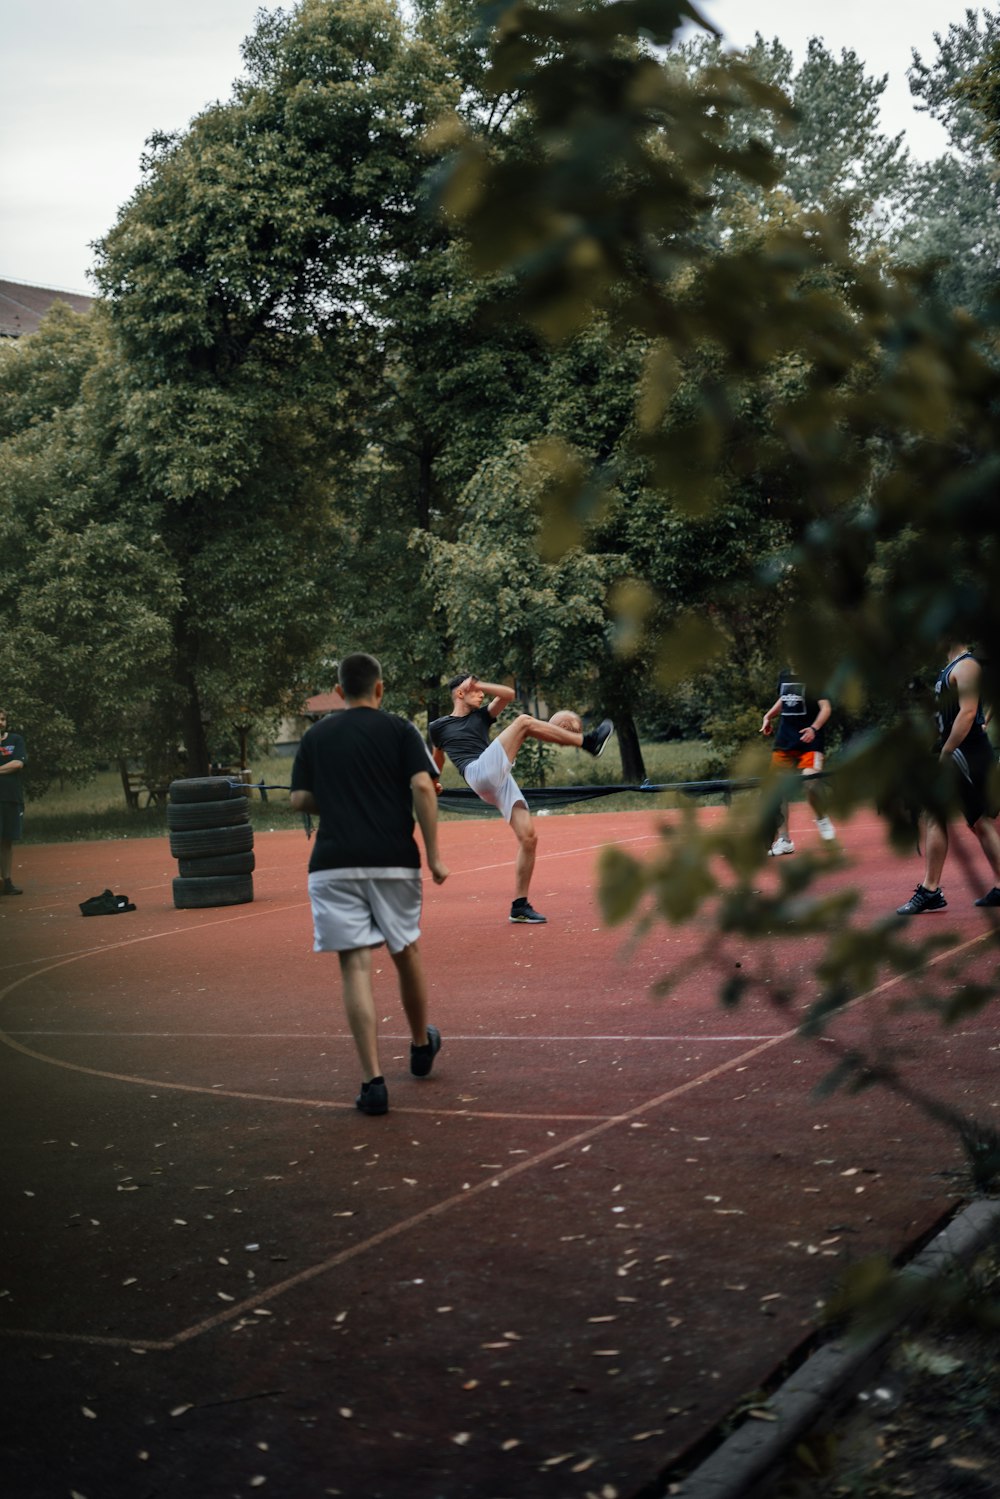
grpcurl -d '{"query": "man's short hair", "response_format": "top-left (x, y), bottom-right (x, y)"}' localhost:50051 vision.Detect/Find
top-left (446, 673), bottom-right (468, 694)
top-left (338, 653), bottom-right (382, 700)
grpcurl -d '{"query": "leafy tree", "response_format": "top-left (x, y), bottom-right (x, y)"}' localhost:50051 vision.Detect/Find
top-left (899, 7), bottom-right (1000, 318)
top-left (439, 0), bottom-right (1000, 1240)
top-left (91, 0), bottom-right (468, 772)
top-left (674, 32), bottom-right (912, 255)
top-left (0, 306), bottom-right (179, 791)
top-left (419, 437), bottom-right (615, 697)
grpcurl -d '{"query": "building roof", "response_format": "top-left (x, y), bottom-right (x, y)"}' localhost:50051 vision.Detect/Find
top-left (0, 278), bottom-right (95, 339)
top-left (303, 689), bottom-right (346, 718)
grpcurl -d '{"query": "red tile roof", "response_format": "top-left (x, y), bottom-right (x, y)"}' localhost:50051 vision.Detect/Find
top-left (303, 689), bottom-right (346, 717)
top-left (0, 279), bottom-right (95, 338)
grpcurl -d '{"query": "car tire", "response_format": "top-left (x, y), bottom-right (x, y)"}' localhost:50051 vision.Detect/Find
top-left (168, 823), bottom-right (254, 860)
top-left (168, 776), bottom-right (249, 804)
top-left (177, 851), bottom-right (256, 878)
top-left (166, 798), bottom-right (251, 831)
top-left (172, 874), bottom-right (254, 910)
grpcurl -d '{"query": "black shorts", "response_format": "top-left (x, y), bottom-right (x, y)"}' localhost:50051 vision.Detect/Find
top-left (0, 803), bottom-right (24, 842)
top-left (950, 739), bottom-right (1000, 828)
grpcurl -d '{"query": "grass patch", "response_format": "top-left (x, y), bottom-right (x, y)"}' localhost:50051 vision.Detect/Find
top-left (23, 742), bottom-right (723, 844)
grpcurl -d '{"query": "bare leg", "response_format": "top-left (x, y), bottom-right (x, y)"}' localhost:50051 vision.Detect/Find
top-left (338, 946), bottom-right (381, 1081)
top-left (495, 714), bottom-right (583, 763)
top-left (390, 940), bottom-right (430, 1045)
top-left (972, 816), bottom-right (1000, 882)
top-left (804, 774), bottom-right (828, 819)
top-left (923, 817), bottom-right (949, 889)
top-left (509, 801), bottom-right (538, 900)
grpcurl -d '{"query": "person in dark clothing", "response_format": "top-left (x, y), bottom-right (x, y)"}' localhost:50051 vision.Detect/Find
top-left (429, 673), bottom-right (613, 924)
top-left (896, 642), bottom-right (1000, 914)
top-left (0, 707), bottom-right (26, 896)
top-left (760, 671), bottom-right (836, 855)
top-left (290, 654), bottom-right (449, 1115)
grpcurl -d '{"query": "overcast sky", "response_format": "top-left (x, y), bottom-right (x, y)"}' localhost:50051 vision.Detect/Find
top-left (0, 1), bottom-right (988, 294)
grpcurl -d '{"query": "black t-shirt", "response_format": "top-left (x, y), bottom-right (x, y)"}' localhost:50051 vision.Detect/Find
top-left (428, 706), bottom-right (495, 777)
top-left (290, 709), bottom-right (432, 874)
top-left (773, 674), bottom-right (827, 753)
top-left (0, 731), bottom-right (26, 804)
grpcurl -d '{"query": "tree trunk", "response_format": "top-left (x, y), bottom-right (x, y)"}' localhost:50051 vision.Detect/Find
top-left (173, 619), bottom-right (211, 775)
top-left (615, 712), bottom-right (646, 784)
top-left (180, 678), bottom-right (211, 776)
top-left (416, 443), bottom-right (434, 532)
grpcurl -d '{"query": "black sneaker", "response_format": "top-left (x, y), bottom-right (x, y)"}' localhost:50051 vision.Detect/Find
top-left (974, 887), bottom-right (1000, 907)
top-left (896, 885), bottom-right (947, 915)
top-left (3, 878), bottom-right (23, 896)
top-left (356, 1077), bottom-right (388, 1115)
top-left (581, 719), bottom-right (614, 758)
top-left (510, 900), bottom-right (547, 924)
top-left (411, 1024), bottom-right (442, 1078)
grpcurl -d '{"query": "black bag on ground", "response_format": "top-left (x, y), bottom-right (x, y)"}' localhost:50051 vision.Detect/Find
top-left (80, 890), bottom-right (136, 916)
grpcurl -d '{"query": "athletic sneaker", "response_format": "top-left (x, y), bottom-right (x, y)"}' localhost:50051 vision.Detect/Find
top-left (974, 887), bottom-right (1000, 908)
top-left (510, 899), bottom-right (547, 924)
top-left (581, 719), bottom-right (614, 758)
top-left (2, 878), bottom-right (23, 895)
top-left (815, 816), bottom-right (836, 841)
top-left (410, 1024), bottom-right (442, 1078)
top-left (768, 837), bottom-right (795, 857)
top-left (356, 1077), bottom-right (389, 1115)
top-left (896, 885), bottom-right (947, 915)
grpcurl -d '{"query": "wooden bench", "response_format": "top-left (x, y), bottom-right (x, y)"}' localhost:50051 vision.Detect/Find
top-left (118, 761), bottom-right (172, 811)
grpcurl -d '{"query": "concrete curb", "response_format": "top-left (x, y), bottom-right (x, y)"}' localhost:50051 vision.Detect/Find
top-left (667, 1196), bottom-right (1000, 1499)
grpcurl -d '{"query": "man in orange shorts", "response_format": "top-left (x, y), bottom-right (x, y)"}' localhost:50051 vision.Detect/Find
top-left (760, 672), bottom-right (836, 855)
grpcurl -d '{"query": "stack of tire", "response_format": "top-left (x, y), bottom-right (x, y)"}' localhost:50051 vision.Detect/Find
top-left (167, 776), bottom-right (255, 910)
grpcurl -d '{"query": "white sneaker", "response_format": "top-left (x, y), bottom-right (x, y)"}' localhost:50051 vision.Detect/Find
top-left (815, 816), bottom-right (836, 841)
top-left (769, 836), bottom-right (795, 856)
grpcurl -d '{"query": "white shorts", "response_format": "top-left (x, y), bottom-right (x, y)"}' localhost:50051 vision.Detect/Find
top-left (308, 869), bottom-right (422, 955)
top-left (463, 737), bottom-right (527, 823)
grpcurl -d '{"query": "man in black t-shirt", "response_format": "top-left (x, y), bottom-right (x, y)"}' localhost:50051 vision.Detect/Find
top-left (759, 670), bottom-right (836, 856)
top-left (0, 707), bottom-right (26, 896)
top-left (290, 654), bottom-right (449, 1116)
top-left (429, 673), bottom-right (613, 924)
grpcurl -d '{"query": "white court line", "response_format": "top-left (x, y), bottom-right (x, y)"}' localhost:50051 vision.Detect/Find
top-left (6, 1030), bottom-right (783, 1043)
top-left (3, 830), bottom-right (985, 1351)
top-left (0, 828), bottom-right (658, 974)
top-left (3, 925), bottom-right (981, 1355)
top-left (0, 1029), bottom-right (809, 1352)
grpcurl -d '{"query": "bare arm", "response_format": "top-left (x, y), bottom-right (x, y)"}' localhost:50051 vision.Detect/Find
top-left (800, 698), bottom-right (831, 744)
top-left (941, 658), bottom-right (981, 756)
top-left (289, 789), bottom-right (318, 813)
top-left (759, 697), bottom-right (783, 736)
top-left (0, 759), bottom-right (24, 775)
top-left (411, 772), bottom-right (449, 884)
top-left (467, 676), bottom-right (516, 719)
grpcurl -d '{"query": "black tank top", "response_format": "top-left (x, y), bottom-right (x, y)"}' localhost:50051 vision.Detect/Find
top-left (935, 652), bottom-right (988, 750)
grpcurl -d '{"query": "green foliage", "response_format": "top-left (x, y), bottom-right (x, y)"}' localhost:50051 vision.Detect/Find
top-left (0, 308), bottom-right (179, 791)
top-left (674, 32), bottom-right (912, 255)
top-left (437, 0), bottom-right (1000, 1354)
top-left (898, 10), bottom-right (1000, 319)
top-left (418, 438), bottom-right (615, 702)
